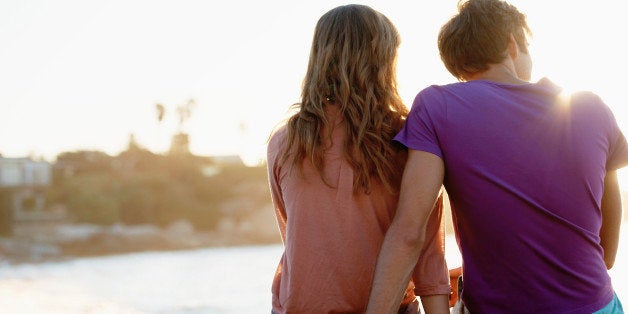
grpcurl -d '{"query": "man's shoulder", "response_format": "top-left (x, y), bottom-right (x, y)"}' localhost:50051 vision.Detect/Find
top-left (413, 84), bottom-right (448, 105)
top-left (416, 81), bottom-right (483, 99)
top-left (411, 82), bottom-right (472, 109)
top-left (565, 90), bottom-right (614, 123)
top-left (568, 90), bottom-right (602, 105)
top-left (419, 81), bottom-right (466, 94)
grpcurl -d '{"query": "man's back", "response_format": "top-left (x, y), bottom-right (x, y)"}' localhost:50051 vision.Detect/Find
top-left (395, 78), bottom-right (625, 313)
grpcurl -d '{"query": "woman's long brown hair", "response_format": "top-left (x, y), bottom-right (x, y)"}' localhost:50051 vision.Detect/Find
top-left (280, 4), bottom-right (408, 194)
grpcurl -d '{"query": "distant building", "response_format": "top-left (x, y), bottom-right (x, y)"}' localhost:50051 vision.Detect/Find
top-left (0, 157), bottom-right (51, 187)
top-left (0, 157), bottom-right (53, 222)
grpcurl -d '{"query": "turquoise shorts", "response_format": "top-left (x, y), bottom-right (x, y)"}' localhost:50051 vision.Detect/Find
top-left (593, 292), bottom-right (624, 314)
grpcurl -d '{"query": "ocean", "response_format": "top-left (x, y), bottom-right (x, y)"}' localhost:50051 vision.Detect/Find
top-left (0, 232), bottom-right (626, 313)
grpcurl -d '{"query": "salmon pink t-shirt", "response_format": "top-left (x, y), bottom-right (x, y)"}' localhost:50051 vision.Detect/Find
top-left (267, 108), bottom-right (450, 313)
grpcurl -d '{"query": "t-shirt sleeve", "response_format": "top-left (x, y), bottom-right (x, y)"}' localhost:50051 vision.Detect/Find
top-left (267, 127), bottom-right (288, 243)
top-left (607, 132), bottom-right (628, 170)
top-left (412, 194), bottom-right (451, 296)
top-left (604, 105), bottom-right (628, 171)
top-left (394, 87), bottom-right (445, 159)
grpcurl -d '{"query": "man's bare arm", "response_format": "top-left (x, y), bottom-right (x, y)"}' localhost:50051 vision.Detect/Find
top-left (600, 170), bottom-right (622, 269)
top-left (366, 150), bottom-right (447, 314)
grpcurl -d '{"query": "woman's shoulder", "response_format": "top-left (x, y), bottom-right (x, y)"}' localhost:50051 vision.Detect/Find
top-left (267, 124), bottom-right (288, 161)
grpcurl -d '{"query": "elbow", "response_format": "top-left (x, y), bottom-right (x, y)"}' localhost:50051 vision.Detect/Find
top-left (605, 258), bottom-right (615, 270)
top-left (402, 231), bottom-right (425, 250)
top-left (394, 221), bottom-right (426, 252)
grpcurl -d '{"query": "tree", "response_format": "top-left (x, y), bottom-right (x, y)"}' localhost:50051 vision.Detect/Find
top-left (169, 98), bottom-right (197, 155)
top-left (175, 99), bottom-right (196, 133)
top-left (0, 189), bottom-right (14, 237)
top-left (155, 103), bottom-right (166, 124)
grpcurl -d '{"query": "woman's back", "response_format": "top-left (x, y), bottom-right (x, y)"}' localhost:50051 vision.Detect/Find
top-left (266, 4), bottom-right (450, 313)
top-left (267, 110), bottom-right (424, 313)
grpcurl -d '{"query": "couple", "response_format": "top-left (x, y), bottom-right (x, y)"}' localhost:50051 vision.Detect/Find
top-left (267, 1), bottom-right (628, 313)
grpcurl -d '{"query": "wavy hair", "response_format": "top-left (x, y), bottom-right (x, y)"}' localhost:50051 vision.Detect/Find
top-left (280, 4), bottom-right (407, 194)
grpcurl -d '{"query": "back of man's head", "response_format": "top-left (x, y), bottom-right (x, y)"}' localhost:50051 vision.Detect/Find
top-left (438, 0), bottom-right (531, 81)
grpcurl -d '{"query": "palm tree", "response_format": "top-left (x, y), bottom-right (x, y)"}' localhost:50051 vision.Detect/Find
top-left (169, 99), bottom-right (197, 155)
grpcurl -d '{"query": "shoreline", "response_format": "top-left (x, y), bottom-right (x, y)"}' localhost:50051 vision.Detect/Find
top-left (0, 220), bottom-right (281, 265)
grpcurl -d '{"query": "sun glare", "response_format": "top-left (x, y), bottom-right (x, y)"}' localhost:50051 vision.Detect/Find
top-left (556, 89), bottom-right (573, 108)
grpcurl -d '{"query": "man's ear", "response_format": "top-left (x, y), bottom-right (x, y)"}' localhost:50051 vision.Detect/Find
top-left (507, 33), bottom-right (519, 60)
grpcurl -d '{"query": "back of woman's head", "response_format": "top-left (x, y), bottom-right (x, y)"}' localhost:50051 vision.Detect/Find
top-left (282, 4), bottom-right (407, 194)
top-left (438, 0), bottom-right (531, 81)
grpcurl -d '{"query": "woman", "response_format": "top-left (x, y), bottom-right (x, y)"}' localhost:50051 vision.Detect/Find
top-left (266, 5), bottom-right (450, 313)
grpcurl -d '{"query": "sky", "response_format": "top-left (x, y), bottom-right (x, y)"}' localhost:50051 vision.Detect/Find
top-left (1, 1), bottom-right (627, 175)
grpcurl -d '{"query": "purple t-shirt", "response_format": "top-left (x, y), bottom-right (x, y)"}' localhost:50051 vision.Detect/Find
top-left (395, 78), bottom-right (628, 313)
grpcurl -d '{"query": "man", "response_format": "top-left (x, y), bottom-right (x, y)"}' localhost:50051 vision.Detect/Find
top-left (366, 0), bottom-right (628, 313)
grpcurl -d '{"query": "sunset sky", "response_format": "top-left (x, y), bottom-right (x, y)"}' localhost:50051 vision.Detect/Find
top-left (1, 0), bottom-right (627, 182)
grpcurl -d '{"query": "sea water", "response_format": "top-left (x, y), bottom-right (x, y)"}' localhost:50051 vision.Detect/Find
top-left (0, 231), bottom-right (626, 314)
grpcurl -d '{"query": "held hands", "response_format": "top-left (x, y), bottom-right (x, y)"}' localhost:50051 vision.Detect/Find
top-left (449, 267), bottom-right (462, 308)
